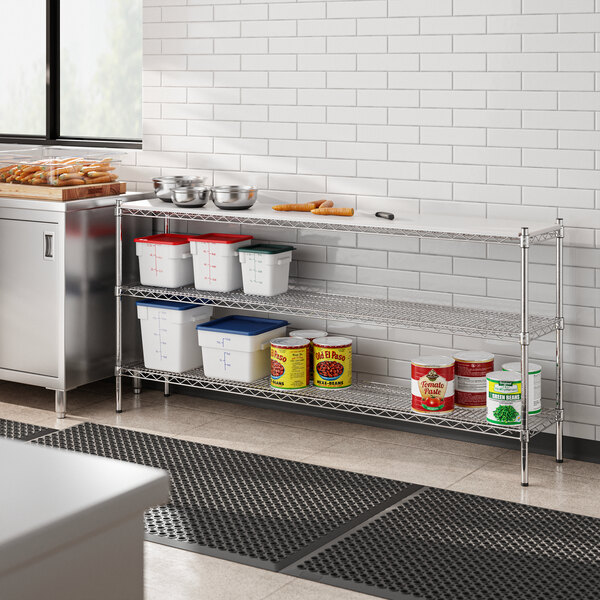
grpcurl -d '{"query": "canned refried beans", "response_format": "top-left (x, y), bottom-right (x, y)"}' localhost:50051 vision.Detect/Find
top-left (270, 337), bottom-right (310, 390)
top-left (453, 351), bottom-right (495, 408)
top-left (313, 336), bottom-right (352, 389)
top-left (411, 355), bottom-right (455, 413)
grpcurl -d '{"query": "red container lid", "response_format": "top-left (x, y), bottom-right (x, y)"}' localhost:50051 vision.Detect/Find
top-left (134, 234), bottom-right (190, 245)
top-left (188, 233), bottom-right (253, 244)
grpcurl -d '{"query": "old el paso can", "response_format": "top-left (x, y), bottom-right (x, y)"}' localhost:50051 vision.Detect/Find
top-left (313, 336), bottom-right (352, 389)
top-left (270, 337), bottom-right (310, 390)
top-left (411, 355), bottom-right (455, 413)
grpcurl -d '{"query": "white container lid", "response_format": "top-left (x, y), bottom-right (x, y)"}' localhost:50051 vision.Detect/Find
top-left (313, 336), bottom-right (352, 347)
top-left (271, 337), bottom-right (310, 348)
top-left (412, 355), bottom-right (454, 368)
top-left (487, 370), bottom-right (521, 383)
top-left (453, 351), bottom-right (494, 363)
top-left (290, 330), bottom-right (328, 340)
top-left (501, 362), bottom-right (542, 375)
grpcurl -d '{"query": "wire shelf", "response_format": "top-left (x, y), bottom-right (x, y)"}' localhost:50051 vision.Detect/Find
top-left (120, 283), bottom-right (557, 341)
top-left (119, 362), bottom-right (556, 440)
top-left (117, 202), bottom-right (560, 245)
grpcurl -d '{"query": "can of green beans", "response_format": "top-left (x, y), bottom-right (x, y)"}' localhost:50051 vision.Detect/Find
top-left (486, 371), bottom-right (522, 426)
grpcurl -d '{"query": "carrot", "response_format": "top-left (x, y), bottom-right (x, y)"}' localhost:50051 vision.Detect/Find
top-left (53, 178), bottom-right (85, 186)
top-left (312, 199), bottom-right (327, 208)
top-left (311, 207), bottom-right (354, 217)
top-left (59, 172), bottom-right (87, 181)
top-left (85, 169), bottom-right (116, 178)
top-left (272, 203), bottom-right (317, 212)
top-left (83, 174), bottom-right (114, 184)
top-left (320, 200), bottom-right (334, 208)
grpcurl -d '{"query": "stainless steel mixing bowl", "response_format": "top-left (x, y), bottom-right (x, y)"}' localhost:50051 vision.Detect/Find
top-left (153, 176), bottom-right (205, 202)
top-left (171, 186), bottom-right (211, 208)
top-left (211, 185), bottom-right (258, 210)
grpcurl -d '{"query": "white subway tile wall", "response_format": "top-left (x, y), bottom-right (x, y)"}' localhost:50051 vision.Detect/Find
top-left (128, 0), bottom-right (600, 441)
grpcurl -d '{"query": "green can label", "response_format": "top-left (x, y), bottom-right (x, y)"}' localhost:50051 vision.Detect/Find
top-left (486, 379), bottom-right (522, 426)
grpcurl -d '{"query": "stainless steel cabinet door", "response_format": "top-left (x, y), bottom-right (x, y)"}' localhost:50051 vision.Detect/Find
top-left (0, 218), bottom-right (59, 377)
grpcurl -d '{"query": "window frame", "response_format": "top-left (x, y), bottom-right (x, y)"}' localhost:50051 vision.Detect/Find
top-left (0, 0), bottom-right (142, 149)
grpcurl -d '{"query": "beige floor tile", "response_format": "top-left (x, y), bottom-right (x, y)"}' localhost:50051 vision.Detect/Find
top-left (160, 391), bottom-right (250, 417)
top-left (183, 415), bottom-right (344, 460)
top-left (264, 579), bottom-right (374, 600)
top-left (494, 447), bottom-right (600, 481)
top-left (144, 542), bottom-right (291, 600)
top-left (301, 437), bottom-right (489, 487)
top-left (447, 460), bottom-right (600, 518)
top-left (71, 402), bottom-right (224, 437)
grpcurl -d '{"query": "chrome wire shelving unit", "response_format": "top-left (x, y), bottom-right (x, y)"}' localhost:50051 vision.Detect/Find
top-left (115, 198), bottom-right (565, 486)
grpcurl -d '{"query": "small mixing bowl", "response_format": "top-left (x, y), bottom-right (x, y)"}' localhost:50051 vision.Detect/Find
top-left (212, 185), bottom-right (258, 210)
top-left (153, 176), bottom-right (205, 202)
top-left (171, 186), bottom-right (211, 208)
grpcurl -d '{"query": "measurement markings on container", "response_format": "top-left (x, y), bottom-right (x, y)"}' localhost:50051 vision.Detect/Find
top-left (220, 351), bottom-right (232, 371)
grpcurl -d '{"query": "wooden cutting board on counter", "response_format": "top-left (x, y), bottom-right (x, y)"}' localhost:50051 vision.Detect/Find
top-left (0, 181), bottom-right (127, 201)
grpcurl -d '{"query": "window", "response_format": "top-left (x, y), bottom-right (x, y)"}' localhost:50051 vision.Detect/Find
top-left (0, 0), bottom-right (142, 148)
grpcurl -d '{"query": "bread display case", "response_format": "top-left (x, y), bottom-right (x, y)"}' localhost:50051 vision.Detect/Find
top-left (0, 146), bottom-right (126, 200)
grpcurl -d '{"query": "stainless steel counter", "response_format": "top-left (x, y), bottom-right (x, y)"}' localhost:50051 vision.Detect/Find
top-left (0, 191), bottom-right (153, 417)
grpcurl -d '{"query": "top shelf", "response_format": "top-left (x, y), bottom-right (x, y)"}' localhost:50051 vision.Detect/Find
top-left (118, 199), bottom-right (561, 245)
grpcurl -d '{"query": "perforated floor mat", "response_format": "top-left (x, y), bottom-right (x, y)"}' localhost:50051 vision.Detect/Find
top-left (0, 418), bottom-right (55, 441)
top-left (289, 486), bottom-right (600, 600)
top-left (31, 422), bottom-right (417, 570)
top-left (31, 422), bottom-right (600, 599)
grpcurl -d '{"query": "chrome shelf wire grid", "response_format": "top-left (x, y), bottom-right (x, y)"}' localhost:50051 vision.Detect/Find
top-left (120, 283), bottom-right (557, 341)
top-left (117, 204), bottom-right (560, 245)
top-left (118, 362), bottom-right (556, 440)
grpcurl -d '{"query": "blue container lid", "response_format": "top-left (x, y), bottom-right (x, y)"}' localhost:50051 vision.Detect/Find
top-left (136, 299), bottom-right (209, 311)
top-left (196, 315), bottom-right (288, 336)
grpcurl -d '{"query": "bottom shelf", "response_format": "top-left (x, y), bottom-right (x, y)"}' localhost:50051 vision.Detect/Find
top-left (119, 362), bottom-right (556, 440)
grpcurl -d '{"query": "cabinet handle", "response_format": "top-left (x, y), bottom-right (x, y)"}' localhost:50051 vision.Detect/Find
top-left (44, 232), bottom-right (54, 260)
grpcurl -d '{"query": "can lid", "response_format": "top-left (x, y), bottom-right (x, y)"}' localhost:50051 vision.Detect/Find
top-left (487, 370), bottom-right (521, 383)
top-left (313, 336), bottom-right (352, 347)
top-left (290, 330), bottom-right (328, 340)
top-left (412, 355), bottom-right (454, 368)
top-left (271, 337), bottom-right (310, 348)
top-left (453, 351), bottom-right (494, 363)
top-left (501, 362), bottom-right (542, 375)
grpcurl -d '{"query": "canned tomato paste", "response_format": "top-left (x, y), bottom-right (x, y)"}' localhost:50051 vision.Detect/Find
top-left (313, 336), bottom-right (352, 389)
top-left (290, 329), bottom-right (327, 374)
top-left (270, 337), bottom-right (310, 390)
top-left (411, 355), bottom-right (454, 413)
top-left (454, 351), bottom-right (494, 408)
top-left (487, 371), bottom-right (521, 426)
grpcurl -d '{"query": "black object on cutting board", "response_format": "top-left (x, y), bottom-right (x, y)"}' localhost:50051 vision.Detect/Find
top-left (375, 211), bottom-right (394, 220)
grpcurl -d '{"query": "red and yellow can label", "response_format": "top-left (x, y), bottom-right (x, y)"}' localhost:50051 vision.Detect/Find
top-left (271, 343), bottom-right (309, 390)
top-left (313, 343), bottom-right (352, 389)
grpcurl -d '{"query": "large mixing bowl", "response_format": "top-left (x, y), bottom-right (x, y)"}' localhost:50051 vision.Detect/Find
top-left (153, 176), bottom-right (205, 202)
top-left (171, 186), bottom-right (211, 208)
top-left (212, 185), bottom-right (257, 210)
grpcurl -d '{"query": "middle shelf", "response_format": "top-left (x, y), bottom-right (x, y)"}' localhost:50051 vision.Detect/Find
top-left (120, 283), bottom-right (557, 341)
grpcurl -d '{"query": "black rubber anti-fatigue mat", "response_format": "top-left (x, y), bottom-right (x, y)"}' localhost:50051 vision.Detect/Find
top-left (31, 422), bottom-right (418, 570)
top-left (0, 418), bottom-right (55, 441)
top-left (288, 486), bottom-right (600, 600)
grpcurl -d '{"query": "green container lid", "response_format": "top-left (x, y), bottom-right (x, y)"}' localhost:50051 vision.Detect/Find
top-left (238, 243), bottom-right (295, 254)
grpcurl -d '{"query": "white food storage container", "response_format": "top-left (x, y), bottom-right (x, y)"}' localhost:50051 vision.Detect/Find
top-left (238, 244), bottom-right (295, 296)
top-left (188, 233), bottom-right (253, 292)
top-left (137, 300), bottom-right (213, 373)
top-left (196, 315), bottom-right (288, 382)
top-left (135, 233), bottom-right (193, 288)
